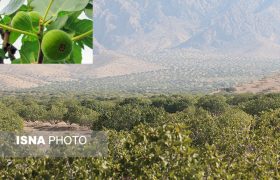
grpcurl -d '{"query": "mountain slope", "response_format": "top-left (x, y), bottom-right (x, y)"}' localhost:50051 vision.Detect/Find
top-left (94, 0), bottom-right (280, 57)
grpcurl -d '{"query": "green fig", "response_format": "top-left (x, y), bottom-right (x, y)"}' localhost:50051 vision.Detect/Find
top-left (42, 30), bottom-right (73, 61)
top-left (11, 11), bottom-right (33, 32)
top-left (28, 11), bottom-right (42, 27)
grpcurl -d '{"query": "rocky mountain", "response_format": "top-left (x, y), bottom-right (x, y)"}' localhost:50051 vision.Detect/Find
top-left (94, 0), bottom-right (280, 57)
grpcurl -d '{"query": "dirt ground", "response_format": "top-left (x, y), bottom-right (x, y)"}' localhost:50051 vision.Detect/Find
top-left (234, 73), bottom-right (280, 93)
top-left (23, 121), bottom-right (91, 133)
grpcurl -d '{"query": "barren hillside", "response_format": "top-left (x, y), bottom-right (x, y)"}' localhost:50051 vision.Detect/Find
top-left (235, 73), bottom-right (280, 93)
top-left (0, 56), bottom-right (162, 90)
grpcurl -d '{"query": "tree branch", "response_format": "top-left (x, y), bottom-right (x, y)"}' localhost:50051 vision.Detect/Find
top-left (37, 24), bottom-right (44, 64)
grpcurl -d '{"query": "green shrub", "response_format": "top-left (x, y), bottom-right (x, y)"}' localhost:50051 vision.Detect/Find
top-left (257, 109), bottom-right (280, 138)
top-left (18, 102), bottom-right (47, 121)
top-left (227, 93), bottom-right (255, 105)
top-left (196, 95), bottom-right (228, 115)
top-left (213, 109), bottom-right (254, 156)
top-left (0, 103), bottom-right (23, 131)
top-left (63, 105), bottom-right (99, 126)
top-left (44, 100), bottom-right (67, 123)
top-left (241, 96), bottom-right (280, 115)
top-left (92, 104), bottom-right (166, 131)
top-left (151, 95), bottom-right (194, 113)
top-left (174, 106), bottom-right (216, 146)
top-left (106, 123), bottom-right (200, 178)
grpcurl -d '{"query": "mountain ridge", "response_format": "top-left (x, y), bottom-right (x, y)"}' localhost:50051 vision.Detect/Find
top-left (94, 0), bottom-right (280, 57)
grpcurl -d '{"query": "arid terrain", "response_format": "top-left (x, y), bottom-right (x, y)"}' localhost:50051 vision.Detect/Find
top-left (1, 55), bottom-right (280, 94)
top-left (234, 73), bottom-right (280, 93)
top-left (92, 53), bottom-right (163, 78)
top-left (0, 57), bottom-right (161, 90)
top-left (23, 121), bottom-right (91, 133)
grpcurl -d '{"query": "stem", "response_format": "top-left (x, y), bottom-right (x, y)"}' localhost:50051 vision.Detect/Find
top-left (72, 30), bottom-right (93, 41)
top-left (43, 0), bottom-right (55, 22)
top-left (44, 19), bottom-right (52, 26)
top-left (37, 41), bottom-right (44, 64)
top-left (0, 24), bottom-right (37, 37)
top-left (3, 31), bottom-right (10, 49)
top-left (37, 0), bottom-right (54, 64)
top-left (37, 24), bottom-right (44, 64)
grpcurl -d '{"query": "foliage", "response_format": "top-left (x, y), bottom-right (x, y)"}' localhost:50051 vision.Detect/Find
top-left (257, 108), bottom-right (280, 138)
top-left (63, 104), bottom-right (99, 126)
top-left (0, 103), bottom-right (23, 131)
top-left (240, 95), bottom-right (280, 115)
top-left (196, 95), bottom-right (228, 115)
top-left (0, 93), bottom-right (279, 178)
top-left (151, 95), bottom-right (194, 113)
top-left (212, 109), bottom-right (254, 156)
top-left (173, 106), bottom-right (215, 146)
top-left (18, 100), bottom-right (47, 121)
top-left (44, 100), bottom-right (67, 123)
top-left (0, 0), bottom-right (93, 64)
top-left (92, 104), bottom-right (166, 131)
top-left (226, 93), bottom-right (255, 105)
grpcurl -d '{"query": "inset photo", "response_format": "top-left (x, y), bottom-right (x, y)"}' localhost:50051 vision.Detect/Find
top-left (0, 0), bottom-right (93, 64)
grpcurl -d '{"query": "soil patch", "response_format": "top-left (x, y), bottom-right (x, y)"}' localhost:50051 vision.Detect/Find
top-left (23, 121), bottom-right (91, 133)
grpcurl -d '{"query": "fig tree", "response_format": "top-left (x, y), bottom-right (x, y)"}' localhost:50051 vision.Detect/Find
top-left (42, 30), bottom-right (73, 61)
top-left (28, 11), bottom-right (42, 27)
top-left (11, 11), bottom-right (33, 32)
